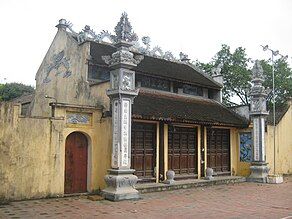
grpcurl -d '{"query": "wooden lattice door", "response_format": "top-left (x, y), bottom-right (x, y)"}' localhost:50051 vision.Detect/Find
top-left (131, 122), bottom-right (156, 182)
top-left (168, 126), bottom-right (198, 178)
top-left (207, 128), bottom-right (230, 174)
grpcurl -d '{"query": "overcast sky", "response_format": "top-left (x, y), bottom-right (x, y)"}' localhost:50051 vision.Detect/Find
top-left (0, 0), bottom-right (291, 86)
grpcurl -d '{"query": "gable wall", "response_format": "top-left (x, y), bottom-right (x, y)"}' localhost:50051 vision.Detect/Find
top-left (31, 29), bottom-right (95, 117)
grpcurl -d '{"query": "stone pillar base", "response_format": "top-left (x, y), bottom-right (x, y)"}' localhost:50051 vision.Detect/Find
top-left (102, 169), bottom-right (140, 201)
top-left (247, 162), bottom-right (270, 183)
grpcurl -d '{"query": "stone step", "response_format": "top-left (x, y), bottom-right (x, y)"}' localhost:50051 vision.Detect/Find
top-left (135, 176), bottom-right (246, 194)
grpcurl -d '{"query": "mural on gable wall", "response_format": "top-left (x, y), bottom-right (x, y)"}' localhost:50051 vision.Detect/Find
top-left (239, 132), bottom-right (252, 162)
top-left (43, 50), bottom-right (72, 83)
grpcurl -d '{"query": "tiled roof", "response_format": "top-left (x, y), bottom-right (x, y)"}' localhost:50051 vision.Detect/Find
top-left (90, 42), bottom-right (222, 89)
top-left (267, 104), bottom-right (290, 125)
top-left (11, 93), bottom-right (34, 104)
top-left (132, 89), bottom-right (249, 127)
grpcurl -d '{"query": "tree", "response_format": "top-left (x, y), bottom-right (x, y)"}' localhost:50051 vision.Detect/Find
top-left (199, 44), bottom-right (292, 109)
top-left (261, 59), bottom-right (292, 109)
top-left (0, 83), bottom-right (34, 101)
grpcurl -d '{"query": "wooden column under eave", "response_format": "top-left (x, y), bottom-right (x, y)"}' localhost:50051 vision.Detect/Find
top-left (200, 125), bottom-right (206, 178)
top-left (163, 124), bottom-right (168, 180)
top-left (159, 122), bottom-right (164, 182)
top-left (197, 126), bottom-right (201, 179)
top-left (156, 123), bottom-right (160, 183)
top-left (204, 126), bottom-right (207, 176)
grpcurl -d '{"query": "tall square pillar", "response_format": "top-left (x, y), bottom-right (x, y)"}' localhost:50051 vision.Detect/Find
top-left (248, 60), bottom-right (270, 183)
top-left (101, 13), bottom-right (144, 201)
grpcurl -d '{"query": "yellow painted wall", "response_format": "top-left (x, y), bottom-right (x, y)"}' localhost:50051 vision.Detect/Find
top-left (0, 103), bottom-right (64, 201)
top-left (55, 105), bottom-right (112, 192)
top-left (31, 29), bottom-right (96, 117)
top-left (0, 102), bottom-right (112, 201)
top-left (266, 105), bottom-right (292, 174)
top-left (90, 82), bottom-right (111, 111)
top-left (230, 128), bottom-right (239, 176)
top-left (236, 104), bottom-right (292, 176)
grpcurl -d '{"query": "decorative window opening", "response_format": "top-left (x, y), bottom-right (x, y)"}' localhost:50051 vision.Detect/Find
top-left (88, 64), bottom-right (110, 82)
top-left (136, 74), bottom-right (170, 91)
top-left (208, 89), bottom-right (214, 99)
top-left (182, 84), bottom-right (203, 96)
top-left (21, 103), bottom-right (30, 116)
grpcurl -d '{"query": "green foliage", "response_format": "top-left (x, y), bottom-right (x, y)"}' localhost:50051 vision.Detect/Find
top-left (261, 59), bottom-right (292, 109)
top-left (199, 44), bottom-right (292, 108)
top-left (0, 83), bottom-right (34, 101)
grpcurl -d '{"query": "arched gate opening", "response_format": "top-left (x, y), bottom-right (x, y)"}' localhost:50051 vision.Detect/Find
top-left (64, 132), bottom-right (88, 194)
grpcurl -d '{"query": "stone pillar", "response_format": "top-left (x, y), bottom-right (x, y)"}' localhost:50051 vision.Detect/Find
top-left (247, 60), bottom-right (270, 183)
top-left (101, 13), bottom-right (144, 201)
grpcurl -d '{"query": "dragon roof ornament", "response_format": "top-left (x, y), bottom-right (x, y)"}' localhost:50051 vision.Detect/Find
top-left (56, 14), bottom-right (206, 70)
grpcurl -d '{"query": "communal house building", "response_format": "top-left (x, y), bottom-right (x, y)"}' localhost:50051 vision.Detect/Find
top-left (0, 13), bottom-right (252, 201)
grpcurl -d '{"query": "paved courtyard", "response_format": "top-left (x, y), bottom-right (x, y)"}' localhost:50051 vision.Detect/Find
top-left (0, 177), bottom-right (291, 219)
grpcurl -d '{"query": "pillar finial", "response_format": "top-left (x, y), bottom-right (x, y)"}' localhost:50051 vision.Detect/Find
top-left (251, 60), bottom-right (264, 82)
top-left (114, 12), bottom-right (138, 43)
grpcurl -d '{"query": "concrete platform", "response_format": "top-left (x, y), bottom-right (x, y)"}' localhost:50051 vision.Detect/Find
top-left (135, 176), bottom-right (246, 193)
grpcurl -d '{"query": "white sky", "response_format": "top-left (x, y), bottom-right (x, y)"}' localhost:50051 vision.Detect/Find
top-left (0, 0), bottom-right (291, 86)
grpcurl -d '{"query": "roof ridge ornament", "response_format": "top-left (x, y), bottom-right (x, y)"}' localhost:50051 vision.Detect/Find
top-left (179, 52), bottom-right (190, 62)
top-left (56, 15), bottom-right (210, 74)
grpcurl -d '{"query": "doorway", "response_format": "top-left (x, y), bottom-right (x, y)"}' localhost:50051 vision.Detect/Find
top-left (207, 128), bottom-right (230, 174)
top-left (131, 122), bottom-right (157, 182)
top-left (64, 132), bottom-right (88, 194)
top-left (168, 126), bottom-right (198, 179)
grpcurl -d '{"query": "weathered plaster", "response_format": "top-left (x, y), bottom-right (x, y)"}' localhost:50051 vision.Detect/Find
top-left (90, 82), bottom-right (111, 111)
top-left (266, 105), bottom-right (292, 174)
top-left (0, 102), bottom-right (112, 201)
top-left (31, 29), bottom-right (95, 117)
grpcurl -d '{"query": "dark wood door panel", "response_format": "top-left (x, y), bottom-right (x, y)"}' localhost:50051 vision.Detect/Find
top-left (65, 132), bottom-right (88, 194)
top-left (168, 126), bottom-right (198, 178)
top-left (207, 128), bottom-right (230, 174)
top-left (131, 122), bottom-right (156, 182)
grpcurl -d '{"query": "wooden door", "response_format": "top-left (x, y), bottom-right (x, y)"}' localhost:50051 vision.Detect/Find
top-left (207, 128), bottom-right (230, 174)
top-left (131, 122), bottom-right (156, 182)
top-left (168, 126), bottom-right (198, 178)
top-left (65, 132), bottom-right (88, 194)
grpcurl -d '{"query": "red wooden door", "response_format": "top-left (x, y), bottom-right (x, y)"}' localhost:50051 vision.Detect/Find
top-left (131, 122), bottom-right (156, 182)
top-left (168, 126), bottom-right (198, 179)
top-left (207, 128), bottom-right (230, 174)
top-left (65, 132), bottom-right (88, 194)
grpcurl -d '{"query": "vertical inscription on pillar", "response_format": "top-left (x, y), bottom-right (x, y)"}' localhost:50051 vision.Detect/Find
top-left (121, 99), bottom-right (130, 167)
top-left (260, 117), bottom-right (265, 161)
top-left (112, 100), bottom-right (120, 168)
top-left (253, 117), bottom-right (259, 161)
